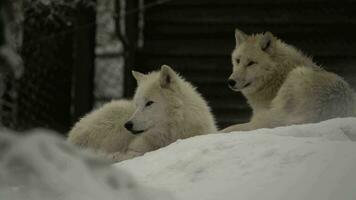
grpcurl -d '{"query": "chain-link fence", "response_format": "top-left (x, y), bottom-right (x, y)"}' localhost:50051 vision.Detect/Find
top-left (1, 0), bottom-right (95, 133)
top-left (0, 0), bottom-right (127, 133)
top-left (94, 0), bottom-right (125, 107)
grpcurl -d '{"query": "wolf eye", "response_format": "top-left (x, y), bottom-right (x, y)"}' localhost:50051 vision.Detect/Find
top-left (235, 59), bottom-right (240, 64)
top-left (145, 101), bottom-right (154, 107)
top-left (246, 61), bottom-right (256, 67)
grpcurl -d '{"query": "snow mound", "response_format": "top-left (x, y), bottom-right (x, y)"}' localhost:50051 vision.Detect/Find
top-left (0, 129), bottom-right (171, 200)
top-left (116, 118), bottom-right (356, 200)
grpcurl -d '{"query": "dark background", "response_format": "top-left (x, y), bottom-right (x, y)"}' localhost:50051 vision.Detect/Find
top-left (1, 0), bottom-right (355, 133)
top-left (126, 0), bottom-right (356, 129)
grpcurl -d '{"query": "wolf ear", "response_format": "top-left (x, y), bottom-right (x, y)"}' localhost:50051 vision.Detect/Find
top-left (132, 70), bottom-right (145, 83)
top-left (260, 32), bottom-right (274, 52)
top-left (160, 65), bottom-right (176, 88)
top-left (235, 28), bottom-right (247, 47)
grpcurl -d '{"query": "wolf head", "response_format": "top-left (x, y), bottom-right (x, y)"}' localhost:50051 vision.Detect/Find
top-left (228, 29), bottom-right (278, 94)
top-left (124, 65), bottom-right (183, 135)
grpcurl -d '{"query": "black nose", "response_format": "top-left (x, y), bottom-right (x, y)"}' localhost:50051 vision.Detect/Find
top-left (227, 79), bottom-right (236, 87)
top-left (124, 121), bottom-right (133, 130)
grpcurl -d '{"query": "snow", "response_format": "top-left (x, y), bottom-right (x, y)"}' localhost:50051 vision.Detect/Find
top-left (0, 129), bottom-right (172, 200)
top-left (115, 117), bottom-right (356, 200)
top-left (1, 118), bottom-right (356, 200)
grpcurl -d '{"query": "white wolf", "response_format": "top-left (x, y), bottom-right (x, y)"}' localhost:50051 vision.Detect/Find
top-left (222, 29), bottom-right (356, 132)
top-left (68, 65), bottom-right (217, 162)
top-left (113, 65), bottom-right (217, 161)
top-left (67, 99), bottom-right (136, 154)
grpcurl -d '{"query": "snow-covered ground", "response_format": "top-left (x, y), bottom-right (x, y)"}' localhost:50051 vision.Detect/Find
top-left (1, 118), bottom-right (356, 200)
top-left (0, 129), bottom-right (171, 200)
top-left (116, 118), bottom-right (356, 200)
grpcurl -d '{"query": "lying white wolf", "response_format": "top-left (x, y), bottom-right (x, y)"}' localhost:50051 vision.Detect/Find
top-left (68, 65), bottom-right (217, 162)
top-left (67, 99), bottom-right (135, 154)
top-left (223, 29), bottom-right (356, 132)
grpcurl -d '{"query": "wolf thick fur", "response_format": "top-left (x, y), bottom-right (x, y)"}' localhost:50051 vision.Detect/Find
top-left (109, 65), bottom-right (217, 161)
top-left (67, 100), bottom-right (135, 153)
top-left (68, 65), bottom-right (217, 162)
top-left (222, 29), bottom-right (356, 132)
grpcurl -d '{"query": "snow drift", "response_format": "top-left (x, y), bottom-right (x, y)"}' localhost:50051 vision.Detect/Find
top-left (1, 118), bottom-right (356, 200)
top-left (116, 118), bottom-right (356, 200)
top-left (0, 129), bottom-right (171, 200)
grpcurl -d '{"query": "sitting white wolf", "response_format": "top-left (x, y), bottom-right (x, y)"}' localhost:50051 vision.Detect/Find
top-left (223, 29), bottom-right (356, 132)
top-left (68, 65), bottom-right (217, 162)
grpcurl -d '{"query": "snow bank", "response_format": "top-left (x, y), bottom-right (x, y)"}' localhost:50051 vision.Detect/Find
top-left (2, 118), bottom-right (355, 200)
top-left (116, 118), bottom-right (356, 200)
top-left (0, 129), bottom-right (171, 200)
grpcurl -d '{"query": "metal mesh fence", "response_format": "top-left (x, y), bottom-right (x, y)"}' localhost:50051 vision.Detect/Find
top-left (17, 2), bottom-right (76, 132)
top-left (1, 0), bottom-right (95, 133)
top-left (94, 0), bottom-right (125, 107)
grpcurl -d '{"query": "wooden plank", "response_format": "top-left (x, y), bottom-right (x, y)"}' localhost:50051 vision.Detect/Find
top-left (146, 4), bottom-right (356, 25)
top-left (141, 38), bottom-right (356, 57)
top-left (136, 55), bottom-right (230, 72)
top-left (164, 0), bottom-right (356, 6)
top-left (194, 83), bottom-right (241, 98)
top-left (145, 24), bottom-right (356, 39)
top-left (138, 56), bottom-right (356, 73)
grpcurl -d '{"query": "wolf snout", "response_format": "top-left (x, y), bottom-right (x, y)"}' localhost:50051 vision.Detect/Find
top-left (227, 79), bottom-right (236, 88)
top-left (124, 121), bottom-right (133, 130)
top-left (228, 78), bottom-right (251, 91)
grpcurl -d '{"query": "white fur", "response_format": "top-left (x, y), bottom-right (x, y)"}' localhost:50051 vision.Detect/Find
top-left (109, 65), bottom-right (217, 161)
top-left (67, 100), bottom-right (135, 153)
top-left (68, 65), bottom-right (217, 162)
top-left (222, 29), bottom-right (356, 132)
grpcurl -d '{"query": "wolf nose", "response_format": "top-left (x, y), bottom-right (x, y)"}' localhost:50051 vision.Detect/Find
top-left (227, 79), bottom-right (236, 87)
top-left (124, 121), bottom-right (133, 130)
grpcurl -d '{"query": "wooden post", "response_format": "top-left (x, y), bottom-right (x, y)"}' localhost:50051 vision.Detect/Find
top-left (71, 3), bottom-right (96, 125)
top-left (0, 2), bottom-right (5, 47)
top-left (121, 0), bottom-right (139, 98)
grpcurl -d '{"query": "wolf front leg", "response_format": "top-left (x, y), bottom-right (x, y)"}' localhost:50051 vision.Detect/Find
top-left (109, 150), bottom-right (143, 162)
top-left (109, 136), bottom-right (154, 162)
top-left (220, 122), bottom-right (255, 133)
top-left (221, 110), bottom-right (284, 133)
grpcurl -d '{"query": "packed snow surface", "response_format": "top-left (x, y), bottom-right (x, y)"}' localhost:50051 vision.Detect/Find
top-left (116, 118), bottom-right (356, 200)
